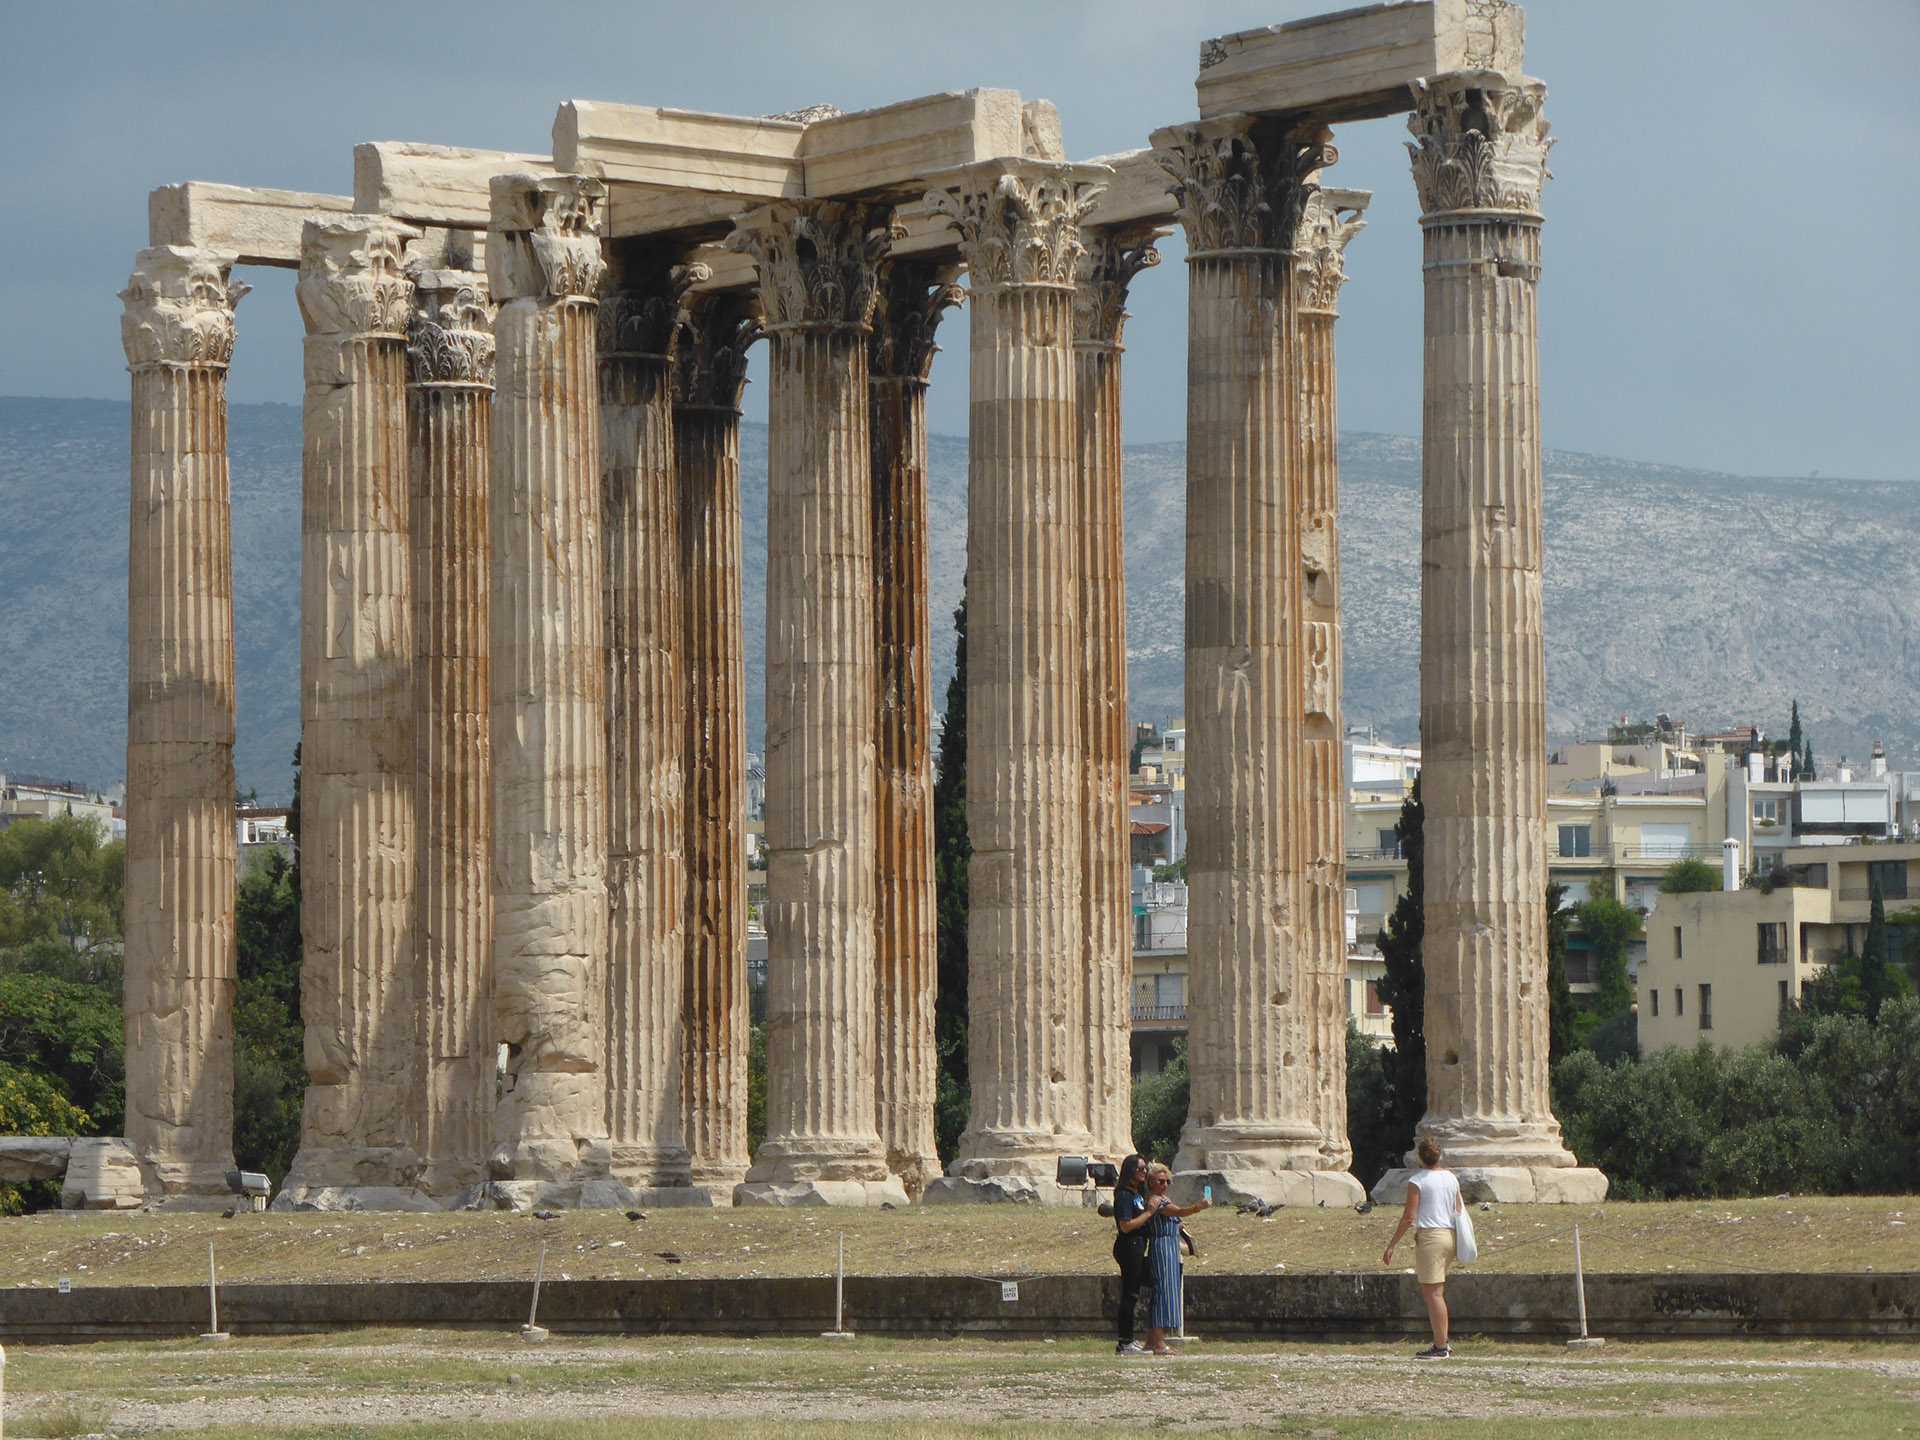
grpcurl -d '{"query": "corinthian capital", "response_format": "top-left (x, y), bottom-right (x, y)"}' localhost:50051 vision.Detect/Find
top-left (727, 199), bottom-right (898, 332)
top-left (1406, 71), bottom-right (1552, 219)
top-left (868, 261), bottom-right (965, 383)
top-left (407, 268), bottom-right (495, 388)
top-left (1073, 227), bottom-right (1162, 351)
top-left (1150, 116), bottom-right (1335, 258)
top-left (674, 292), bottom-right (763, 412)
top-left (1296, 189), bottom-right (1370, 318)
top-left (119, 246), bottom-right (250, 371)
top-left (599, 241), bottom-right (712, 361)
top-left (487, 173), bottom-right (607, 304)
top-left (296, 217), bottom-right (419, 340)
top-left (924, 161), bottom-right (1107, 295)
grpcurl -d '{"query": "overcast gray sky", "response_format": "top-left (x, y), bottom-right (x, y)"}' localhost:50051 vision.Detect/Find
top-left (3, 1), bottom-right (1914, 479)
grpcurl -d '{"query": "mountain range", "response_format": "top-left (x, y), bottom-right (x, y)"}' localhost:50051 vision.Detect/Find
top-left (2, 394), bottom-right (1914, 802)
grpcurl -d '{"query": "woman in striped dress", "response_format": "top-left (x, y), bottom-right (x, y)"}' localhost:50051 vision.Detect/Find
top-left (1141, 1160), bottom-right (1211, 1355)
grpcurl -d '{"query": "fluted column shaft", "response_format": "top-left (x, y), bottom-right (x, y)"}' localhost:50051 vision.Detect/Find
top-left (1409, 73), bottom-right (1579, 1169)
top-left (732, 201), bottom-right (895, 1189)
top-left (1073, 230), bottom-right (1159, 1162)
top-left (600, 248), bottom-right (708, 1190)
top-left (930, 162), bottom-right (1106, 1183)
top-left (869, 263), bottom-right (962, 1193)
top-left (120, 246), bottom-right (248, 1197)
top-left (1153, 118), bottom-right (1331, 1178)
top-left (675, 295), bottom-right (759, 1197)
top-left (1296, 192), bottom-right (1369, 1171)
top-left (486, 174), bottom-right (615, 1187)
top-left (287, 216), bottom-right (421, 1196)
top-left (407, 267), bottom-right (495, 1196)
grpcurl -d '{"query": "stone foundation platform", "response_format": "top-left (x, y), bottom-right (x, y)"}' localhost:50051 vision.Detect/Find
top-left (1370, 1166), bottom-right (1610, 1206)
top-left (922, 1175), bottom-right (1100, 1207)
top-left (1172, 1168), bottom-right (1367, 1210)
top-left (734, 1179), bottom-right (910, 1208)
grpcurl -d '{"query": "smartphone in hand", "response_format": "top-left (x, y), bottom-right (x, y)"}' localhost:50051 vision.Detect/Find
top-left (1202, 1184), bottom-right (1213, 1202)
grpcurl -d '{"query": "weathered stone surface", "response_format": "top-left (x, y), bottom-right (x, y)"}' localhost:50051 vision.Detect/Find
top-left (1151, 117), bottom-right (1331, 1182)
top-left (356, 143), bottom-right (556, 229)
top-left (868, 261), bottom-right (963, 1197)
top-left (735, 1178), bottom-right (911, 1208)
top-left (730, 200), bottom-right (895, 1199)
top-left (1409, 75), bottom-right (1591, 1189)
top-left (60, 1139), bottom-right (147, 1210)
top-left (1370, 1164), bottom-right (1604, 1206)
top-left (407, 266), bottom-right (497, 1198)
top-left (924, 162), bottom-right (1107, 1193)
top-left (0, 1136), bottom-right (73, 1182)
top-left (270, 1185), bottom-right (444, 1214)
top-left (148, 183), bottom-right (354, 268)
top-left (486, 175), bottom-right (618, 1194)
top-left (1196, 0), bottom-right (1525, 125)
top-left (674, 294), bottom-right (760, 1201)
top-left (120, 245), bottom-right (247, 1201)
top-left (920, 1175), bottom-right (1093, 1207)
top-left (282, 217), bottom-right (423, 1206)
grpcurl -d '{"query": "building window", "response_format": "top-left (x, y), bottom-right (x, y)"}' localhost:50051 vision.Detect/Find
top-left (1649, 989), bottom-right (1660, 1017)
top-left (1753, 797), bottom-right (1780, 825)
top-left (1757, 922), bottom-right (1787, 965)
top-left (1675, 986), bottom-right (1684, 1017)
top-left (1377, 827), bottom-right (1399, 853)
top-left (1365, 981), bottom-right (1385, 1016)
top-left (1699, 983), bottom-right (1713, 1030)
top-left (1558, 824), bottom-right (1593, 858)
top-left (1869, 860), bottom-right (1909, 901)
top-left (1674, 925), bottom-right (1683, 959)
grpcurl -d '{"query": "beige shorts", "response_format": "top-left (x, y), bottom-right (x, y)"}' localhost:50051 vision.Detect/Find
top-left (1415, 1227), bottom-right (1457, 1285)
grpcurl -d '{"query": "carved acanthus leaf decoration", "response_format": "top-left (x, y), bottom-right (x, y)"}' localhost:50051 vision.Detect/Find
top-left (1406, 72), bottom-right (1552, 217)
top-left (407, 270), bottom-right (495, 388)
top-left (119, 246), bottom-right (249, 370)
top-left (295, 218), bottom-right (418, 340)
top-left (728, 200), bottom-right (898, 331)
top-left (925, 165), bottom-right (1106, 293)
top-left (674, 292), bottom-right (764, 411)
top-left (487, 174), bottom-right (607, 304)
top-left (1295, 191), bottom-right (1369, 317)
top-left (598, 251), bottom-right (712, 360)
top-left (1074, 229), bottom-right (1161, 350)
top-left (868, 261), bottom-right (965, 382)
top-left (1153, 119), bottom-right (1334, 257)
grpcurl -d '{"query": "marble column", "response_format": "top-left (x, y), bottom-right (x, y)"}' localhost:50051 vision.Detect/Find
top-left (1072, 228), bottom-right (1160, 1163)
top-left (730, 200), bottom-right (906, 1207)
top-left (406, 264), bottom-right (495, 1199)
top-left (486, 174), bottom-right (626, 1205)
top-left (868, 261), bottom-right (963, 1196)
top-left (924, 161), bottom-right (1106, 1203)
top-left (119, 246), bottom-right (248, 1199)
top-left (1380, 71), bottom-right (1605, 1204)
top-left (1294, 189), bottom-right (1368, 1174)
top-left (674, 292), bottom-right (760, 1201)
top-left (600, 243), bottom-right (710, 1198)
top-left (1151, 116), bottom-right (1361, 1207)
top-left (283, 216), bottom-right (423, 1207)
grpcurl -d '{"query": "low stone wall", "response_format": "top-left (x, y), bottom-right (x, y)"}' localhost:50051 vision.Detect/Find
top-left (2, 1271), bottom-right (1914, 1343)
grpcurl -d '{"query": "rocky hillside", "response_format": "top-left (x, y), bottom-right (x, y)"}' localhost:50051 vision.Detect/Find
top-left (2, 395), bottom-right (1914, 800)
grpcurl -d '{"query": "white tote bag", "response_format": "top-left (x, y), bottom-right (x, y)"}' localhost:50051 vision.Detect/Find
top-left (1453, 1202), bottom-right (1479, 1265)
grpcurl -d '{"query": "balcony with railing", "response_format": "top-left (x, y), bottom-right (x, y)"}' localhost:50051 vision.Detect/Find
top-left (1131, 1003), bottom-right (1188, 1028)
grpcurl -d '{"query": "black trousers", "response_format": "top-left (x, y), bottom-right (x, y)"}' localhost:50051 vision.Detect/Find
top-left (1115, 1242), bottom-right (1153, 1343)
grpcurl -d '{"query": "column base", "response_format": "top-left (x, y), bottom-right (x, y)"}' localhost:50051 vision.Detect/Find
top-left (279, 1145), bottom-right (425, 1202)
top-left (922, 1175), bottom-right (1090, 1206)
top-left (610, 1144), bottom-right (696, 1192)
top-left (1170, 1168), bottom-right (1366, 1210)
top-left (744, 1136), bottom-right (893, 1186)
top-left (885, 1148), bottom-right (944, 1202)
top-left (453, 1178), bottom-right (645, 1212)
top-left (1370, 1165), bottom-right (1610, 1205)
top-left (686, 1165), bottom-right (751, 1206)
top-left (734, 1178), bottom-right (909, 1208)
top-left (1174, 1121), bottom-right (1325, 1176)
top-left (270, 1185), bottom-right (442, 1213)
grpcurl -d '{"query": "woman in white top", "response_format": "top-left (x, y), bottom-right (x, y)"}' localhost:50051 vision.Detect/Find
top-left (1381, 1135), bottom-right (1462, 1359)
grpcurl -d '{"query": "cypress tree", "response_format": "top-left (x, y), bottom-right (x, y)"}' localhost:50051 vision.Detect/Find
top-left (1545, 881), bottom-right (1577, 1064)
top-left (1373, 776), bottom-right (1426, 1154)
top-left (1786, 700), bottom-right (1804, 775)
top-left (931, 596), bottom-right (971, 1161)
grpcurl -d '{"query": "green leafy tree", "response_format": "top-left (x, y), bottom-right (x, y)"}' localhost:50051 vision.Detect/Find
top-left (930, 595), bottom-right (971, 1164)
top-left (1372, 777), bottom-right (1426, 1153)
top-left (1659, 857), bottom-right (1720, 894)
top-left (1575, 895), bottom-right (1641, 1029)
top-left (232, 846), bottom-right (305, 1183)
top-left (1545, 882), bottom-right (1577, 1064)
top-left (1130, 1038), bottom-right (1188, 1164)
top-left (0, 814), bottom-right (125, 964)
top-left (0, 971), bottom-right (124, 1137)
top-left (1344, 1021), bottom-right (1401, 1189)
top-left (1151, 857), bottom-right (1187, 883)
top-left (0, 1062), bottom-right (92, 1214)
top-left (746, 1022), bottom-right (768, 1155)
top-left (1801, 873), bottom-right (1915, 1024)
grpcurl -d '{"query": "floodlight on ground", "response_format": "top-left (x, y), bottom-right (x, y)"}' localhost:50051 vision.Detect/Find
top-left (1055, 1156), bottom-right (1119, 1189)
top-left (224, 1169), bottom-right (271, 1212)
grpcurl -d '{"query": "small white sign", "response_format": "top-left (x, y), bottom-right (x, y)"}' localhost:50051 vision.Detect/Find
top-left (57, 1276), bottom-right (72, 1295)
top-left (1000, 1281), bottom-right (1019, 1303)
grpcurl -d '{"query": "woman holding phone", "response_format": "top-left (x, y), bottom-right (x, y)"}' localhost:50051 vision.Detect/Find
top-left (1141, 1161), bottom-right (1212, 1356)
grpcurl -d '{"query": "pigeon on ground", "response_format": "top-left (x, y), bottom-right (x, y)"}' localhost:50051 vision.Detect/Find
top-left (655, 1251), bottom-right (683, 1264)
top-left (533, 1209), bottom-right (558, 1221)
top-left (624, 1210), bottom-right (646, 1222)
top-left (221, 1208), bottom-right (236, 1219)
top-left (1354, 1200), bottom-right (1374, 1215)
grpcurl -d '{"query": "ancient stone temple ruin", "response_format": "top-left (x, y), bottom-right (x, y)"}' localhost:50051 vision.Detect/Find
top-left (103, 0), bottom-right (1606, 1211)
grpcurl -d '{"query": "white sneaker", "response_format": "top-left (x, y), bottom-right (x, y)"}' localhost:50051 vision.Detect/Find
top-left (1116, 1341), bottom-right (1147, 1356)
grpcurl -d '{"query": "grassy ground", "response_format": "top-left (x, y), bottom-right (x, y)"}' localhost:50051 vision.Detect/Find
top-left (0, 1195), bottom-right (1914, 1291)
top-left (3, 1331), bottom-right (1918, 1438)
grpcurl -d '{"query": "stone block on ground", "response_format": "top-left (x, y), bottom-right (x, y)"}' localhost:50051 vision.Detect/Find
top-left (60, 1138), bottom-right (146, 1210)
top-left (271, 1186), bottom-right (443, 1213)
top-left (735, 1179), bottom-right (911, 1208)
top-left (1531, 1167), bottom-right (1610, 1204)
top-left (0, 1136), bottom-right (74, 1182)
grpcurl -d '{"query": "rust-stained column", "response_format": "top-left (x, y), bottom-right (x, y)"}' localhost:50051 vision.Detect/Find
top-left (868, 261), bottom-right (963, 1196)
top-left (600, 243), bottom-right (710, 1198)
top-left (1072, 227), bottom-right (1159, 1164)
top-left (283, 216), bottom-right (423, 1207)
top-left (1294, 189), bottom-right (1368, 1175)
top-left (486, 174), bottom-right (626, 1206)
top-left (120, 246), bottom-right (248, 1200)
top-left (1151, 116), bottom-right (1361, 1207)
top-left (1381, 72), bottom-right (1605, 1204)
top-left (675, 292), bottom-right (761, 1202)
top-left (731, 200), bottom-right (906, 1206)
top-left (923, 161), bottom-right (1107, 1203)
top-left (406, 265), bottom-right (495, 1199)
